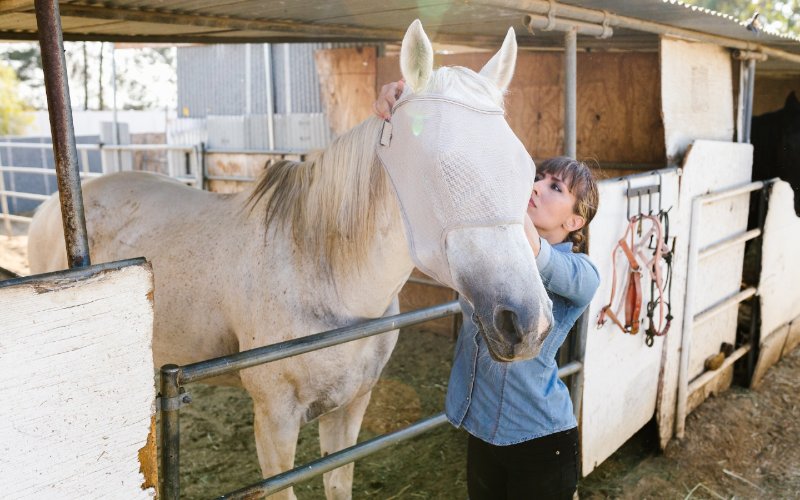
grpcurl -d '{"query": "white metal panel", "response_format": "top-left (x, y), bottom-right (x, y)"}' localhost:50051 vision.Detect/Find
top-left (273, 113), bottom-right (332, 150)
top-left (207, 115), bottom-right (247, 149)
top-left (655, 140), bottom-right (753, 447)
top-left (760, 181), bottom-right (800, 337)
top-left (0, 262), bottom-right (156, 498)
top-left (661, 39), bottom-right (735, 164)
top-left (581, 169), bottom-right (680, 475)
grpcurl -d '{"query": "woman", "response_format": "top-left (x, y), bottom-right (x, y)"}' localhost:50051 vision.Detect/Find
top-left (376, 81), bottom-right (600, 499)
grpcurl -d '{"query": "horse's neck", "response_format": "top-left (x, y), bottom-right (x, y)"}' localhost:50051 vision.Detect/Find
top-left (329, 166), bottom-right (414, 320)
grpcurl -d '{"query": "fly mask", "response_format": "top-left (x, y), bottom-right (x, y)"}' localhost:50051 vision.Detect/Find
top-left (376, 94), bottom-right (536, 288)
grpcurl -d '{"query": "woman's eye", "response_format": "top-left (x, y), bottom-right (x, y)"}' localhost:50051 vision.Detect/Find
top-left (551, 183), bottom-right (561, 192)
top-left (534, 174), bottom-right (543, 182)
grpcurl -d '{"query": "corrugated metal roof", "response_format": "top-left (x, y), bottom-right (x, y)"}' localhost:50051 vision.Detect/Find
top-left (1, 0), bottom-right (798, 71)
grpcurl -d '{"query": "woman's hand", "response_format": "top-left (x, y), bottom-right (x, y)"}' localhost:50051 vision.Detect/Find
top-left (524, 214), bottom-right (541, 257)
top-left (373, 80), bottom-right (405, 120)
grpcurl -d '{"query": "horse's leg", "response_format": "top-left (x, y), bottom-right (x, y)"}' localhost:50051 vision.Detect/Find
top-left (318, 390), bottom-right (373, 500)
top-left (252, 398), bottom-right (302, 500)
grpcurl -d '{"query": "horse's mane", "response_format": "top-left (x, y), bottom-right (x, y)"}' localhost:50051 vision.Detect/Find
top-left (247, 65), bottom-right (505, 276)
top-left (247, 117), bottom-right (388, 275)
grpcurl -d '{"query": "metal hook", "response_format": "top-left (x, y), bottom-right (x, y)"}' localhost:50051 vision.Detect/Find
top-left (656, 171), bottom-right (664, 214)
top-left (626, 178), bottom-right (632, 221)
top-left (637, 195), bottom-right (643, 235)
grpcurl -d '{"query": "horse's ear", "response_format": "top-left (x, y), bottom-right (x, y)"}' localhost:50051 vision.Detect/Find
top-left (479, 28), bottom-right (517, 92)
top-left (786, 91), bottom-right (799, 111)
top-left (400, 19), bottom-right (434, 91)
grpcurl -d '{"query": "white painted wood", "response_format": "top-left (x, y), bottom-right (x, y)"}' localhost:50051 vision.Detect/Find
top-left (656, 140), bottom-right (753, 448)
top-left (660, 38), bottom-right (734, 164)
top-left (759, 181), bottom-right (800, 338)
top-left (581, 169), bottom-right (680, 475)
top-left (0, 263), bottom-right (156, 499)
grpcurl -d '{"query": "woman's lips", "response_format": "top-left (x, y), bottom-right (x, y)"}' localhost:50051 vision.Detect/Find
top-left (528, 198), bottom-right (537, 208)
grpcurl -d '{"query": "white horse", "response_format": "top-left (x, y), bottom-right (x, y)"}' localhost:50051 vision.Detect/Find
top-left (28, 21), bottom-right (552, 500)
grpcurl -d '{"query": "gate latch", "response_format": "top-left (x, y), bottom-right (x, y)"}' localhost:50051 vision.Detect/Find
top-left (156, 390), bottom-right (192, 412)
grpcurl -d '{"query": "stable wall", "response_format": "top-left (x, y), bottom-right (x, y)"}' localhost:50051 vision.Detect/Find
top-left (377, 50), bottom-right (665, 168)
top-left (751, 181), bottom-right (800, 387)
top-left (0, 261), bottom-right (157, 497)
top-left (660, 38), bottom-right (735, 165)
top-left (753, 75), bottom-right (800, 115)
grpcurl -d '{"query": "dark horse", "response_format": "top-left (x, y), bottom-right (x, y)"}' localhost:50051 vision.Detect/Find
top-left (751, 91), bottom-right (800, 215)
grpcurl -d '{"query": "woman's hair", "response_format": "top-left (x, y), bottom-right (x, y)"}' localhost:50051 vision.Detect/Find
top-left (537, 156), bottom-right (599, 253)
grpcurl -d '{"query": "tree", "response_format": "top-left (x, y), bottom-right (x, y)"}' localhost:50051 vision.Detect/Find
top-left (683, 0), bottom-right (799, 36)
top-left (0, 63), bottom-right (33, 135)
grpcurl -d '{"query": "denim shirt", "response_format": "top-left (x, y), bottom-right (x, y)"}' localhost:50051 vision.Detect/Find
top-left (445, 239), bottom-right (600, 445)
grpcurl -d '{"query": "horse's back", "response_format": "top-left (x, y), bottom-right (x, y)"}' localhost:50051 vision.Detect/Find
top-left (29, 171), bottom-right (231, 270)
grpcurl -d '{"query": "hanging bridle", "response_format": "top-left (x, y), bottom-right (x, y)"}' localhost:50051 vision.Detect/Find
top-left (597, 212), bottom-right (672, 345)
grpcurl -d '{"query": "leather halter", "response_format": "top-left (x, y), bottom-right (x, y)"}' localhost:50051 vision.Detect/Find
top-left (597, 214), bottom-right (671, 339)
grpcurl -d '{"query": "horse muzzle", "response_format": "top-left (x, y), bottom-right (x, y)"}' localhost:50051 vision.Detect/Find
top-left (472, 298), bottom-right (553, 362)
top-left (445, 224), bottom-right (554, 362)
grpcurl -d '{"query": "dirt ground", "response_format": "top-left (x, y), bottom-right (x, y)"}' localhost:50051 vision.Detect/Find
top-left (2, 238), bottom-right (798, 499)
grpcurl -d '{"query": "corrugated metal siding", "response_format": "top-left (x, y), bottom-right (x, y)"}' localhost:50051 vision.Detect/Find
top-left (175, 42), bottom-right (375, 150)
top-left (177, 42), bottom-right (376, 118)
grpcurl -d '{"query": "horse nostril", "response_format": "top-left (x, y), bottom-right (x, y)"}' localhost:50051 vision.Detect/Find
top-left (494, 308), bottom-right (521, 343)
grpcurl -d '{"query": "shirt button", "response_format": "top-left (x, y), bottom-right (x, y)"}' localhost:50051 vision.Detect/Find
top-left (555, 450), bottom-right (560, 455)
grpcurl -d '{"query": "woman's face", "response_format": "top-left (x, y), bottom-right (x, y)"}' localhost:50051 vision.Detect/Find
top-left (527, 171), bottom-right (579, 234)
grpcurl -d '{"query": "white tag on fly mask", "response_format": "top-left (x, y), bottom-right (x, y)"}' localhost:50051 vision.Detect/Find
top-left (376, 95), bottom-right (535, 287)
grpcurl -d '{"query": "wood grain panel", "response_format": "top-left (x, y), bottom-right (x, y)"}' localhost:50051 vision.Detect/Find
top-left (378, 50), bottom-right (664, 166)
top-left (314, 47), bottom-right (377, 137)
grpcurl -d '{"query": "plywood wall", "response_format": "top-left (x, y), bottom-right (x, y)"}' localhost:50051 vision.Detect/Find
top-left (660, 38), bottom-right (735, 164)
top-left (754, 75), bottom-right (800, 116)
top-left (750, 181), bottom-right (800, 388)
top-left (377, 50), bottom-right (664, 166)
top-left (315, 47), bottom-right (377, 136)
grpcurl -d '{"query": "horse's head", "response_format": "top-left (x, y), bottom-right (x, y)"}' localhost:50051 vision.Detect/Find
top-left (378, 20), bottom-right (553, 362)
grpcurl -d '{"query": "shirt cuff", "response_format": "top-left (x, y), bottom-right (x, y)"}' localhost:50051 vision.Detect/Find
top-left (536, 237), bottom-right (553, 270)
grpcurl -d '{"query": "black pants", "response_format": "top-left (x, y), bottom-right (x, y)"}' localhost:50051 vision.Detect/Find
top-left (467, 428), bottom-right (579, 500)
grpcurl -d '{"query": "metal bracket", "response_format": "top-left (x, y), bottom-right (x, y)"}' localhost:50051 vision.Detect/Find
top-left (156, 390), bottom-right (193, 412)
top-left (379, 120), bottom-right (392, 146)
top-left (544, 0), bottom-right (557, 31)
top-left (626, 182), bottom-right (662, 220)
top-left (599, 10), bottom-right (613, 39)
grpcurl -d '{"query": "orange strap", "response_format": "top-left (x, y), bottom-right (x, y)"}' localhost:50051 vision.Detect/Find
top-left (597, 219), bottom-right (642, 335)
top-left (597, 214), bottom-right (670, 337)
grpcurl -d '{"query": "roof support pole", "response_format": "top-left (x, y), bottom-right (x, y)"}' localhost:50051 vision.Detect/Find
top-left (564, 28), bottom-right (577, 158)
top-left (743, 58), bottom-right (756, 143)
top-left (734, 50), bottom-right (765, 143)
top-left (263, 44), bottom-right (275, 150)
top-left (34, 0), bottom-right (91, 268)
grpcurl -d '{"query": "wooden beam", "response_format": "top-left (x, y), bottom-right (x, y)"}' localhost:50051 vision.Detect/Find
top-left (0, 0), bottom-right (33, 15)
top-left (58, 4), bottom-right (393, 38)
top-left (0, 30), bottom-right (387, 44)
top-left (56, 3), bottom-right (497, 45)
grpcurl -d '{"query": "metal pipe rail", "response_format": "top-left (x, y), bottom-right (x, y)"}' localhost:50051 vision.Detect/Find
top-left (161, 301), bottom-right (460, 498)
top-left (161, 301), bottom-right (585, 499)
top-left (0, 165), bottom-right (100, 176)
top-left (485, 0), bottom-right (800, 65)
top-left (179, 301), bottom-right (462, 384)
top-left (35, 0), bottom-right (91, 269)
top-left (0, 141), bottom-right (196, 152)
top-left (675, 179), bottom-right (776, 438)
top-left (219, 361), bottom-right (583, 499)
